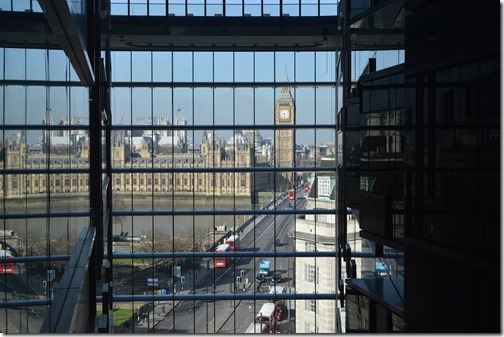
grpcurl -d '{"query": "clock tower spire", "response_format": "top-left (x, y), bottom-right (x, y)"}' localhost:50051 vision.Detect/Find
top-left (274, 68), bottom-right (295, 188)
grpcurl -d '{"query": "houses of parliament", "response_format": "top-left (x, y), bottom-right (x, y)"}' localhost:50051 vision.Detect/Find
top-left (0, 82), bottom-right (297, 201)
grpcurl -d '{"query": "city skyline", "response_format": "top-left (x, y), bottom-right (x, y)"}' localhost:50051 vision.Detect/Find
top-left (2, 48), bottom-right (404, 146)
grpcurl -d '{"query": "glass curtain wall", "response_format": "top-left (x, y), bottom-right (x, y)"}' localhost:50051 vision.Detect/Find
top-left (109, 0), bottom-right (338, 17)
top-left (0, 20), bottom-right (406, 337)
top-left (109, 50), bottom-right (339, 333)
top-left (0, 1), bottom-right (406, 333)
top-left (0, 47), bottom-right (90, 333)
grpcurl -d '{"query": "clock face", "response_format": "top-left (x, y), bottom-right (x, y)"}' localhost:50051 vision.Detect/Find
top-left (280, 109), bottom-right (290, 120)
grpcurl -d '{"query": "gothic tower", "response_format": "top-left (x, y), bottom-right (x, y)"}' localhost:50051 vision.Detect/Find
top-left (5, 133), bottom-right (26, 197)
top-left (274, 69), bottom-right (295, 188)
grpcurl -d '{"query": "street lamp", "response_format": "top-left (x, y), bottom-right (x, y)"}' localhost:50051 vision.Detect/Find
top-left (229, 268), bottom-right (233, 293)
top-left (147, 304), bottom-right (150, 331)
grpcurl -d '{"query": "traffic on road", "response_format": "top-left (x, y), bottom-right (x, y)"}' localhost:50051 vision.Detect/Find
top-left (140, 188), bottom-right (307, 334)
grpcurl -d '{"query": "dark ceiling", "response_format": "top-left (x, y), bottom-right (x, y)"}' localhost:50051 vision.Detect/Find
top-left (0, 2), bottom-right (403, 84)
top-left (0, 8), bottom-right (403, 52)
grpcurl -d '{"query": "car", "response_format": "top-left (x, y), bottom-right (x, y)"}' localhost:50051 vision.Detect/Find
top-left (256, 273), bottom-right (266, 283)
top-left (271, 271), bottom-right (282, 283)
top-left (275, 239), bottom-right (281, 246)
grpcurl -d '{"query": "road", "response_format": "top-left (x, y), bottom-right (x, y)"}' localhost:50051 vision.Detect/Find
top-left (0, 274), bottom-right (46, 333)
top-left (151, 191), bottom-right (306, 333)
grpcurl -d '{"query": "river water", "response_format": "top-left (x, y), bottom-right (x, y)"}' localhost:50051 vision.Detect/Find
top-left (2, 195), bottom-right (265, 244)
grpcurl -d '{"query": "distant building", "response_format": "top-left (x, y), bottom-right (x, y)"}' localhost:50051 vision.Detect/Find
top-left (0, 124), bottom-right (273, 199)
top-left (2, 83), bottom-right (297, 198)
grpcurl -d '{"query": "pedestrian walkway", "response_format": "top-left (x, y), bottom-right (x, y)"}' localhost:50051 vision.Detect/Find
top-left (122, 267), bottom-right (233, 332)
top-left (120, 287), bottom-right (195, 333)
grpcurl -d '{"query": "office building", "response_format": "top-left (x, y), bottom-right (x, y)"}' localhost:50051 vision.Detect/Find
top-left (0, 0), bottom-right (499, 333)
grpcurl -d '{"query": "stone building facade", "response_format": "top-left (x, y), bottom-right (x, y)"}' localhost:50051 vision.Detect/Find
top-left (294, 157), bottom-right (338, 333)
top-left (0, 130), bottom-right (272, 199)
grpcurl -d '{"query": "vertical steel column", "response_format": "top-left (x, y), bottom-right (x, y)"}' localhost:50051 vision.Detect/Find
top-left (413, 74), bottom-right (425, 237)
top-left (427, 73), bottom-right (436, 199)
top-left (87, 0), bottom-right (103, 331)
top-left (337, 0), bottom-right (351, 307)
top-left (103, 0), bottom-right (114, 333)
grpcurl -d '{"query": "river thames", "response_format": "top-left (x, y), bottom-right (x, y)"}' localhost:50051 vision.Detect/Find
top-left (2, 193), bottom-right (271, 246)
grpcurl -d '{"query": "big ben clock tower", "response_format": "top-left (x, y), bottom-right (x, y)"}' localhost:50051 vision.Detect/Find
top-left (274, 70), bottom-right (295, 186)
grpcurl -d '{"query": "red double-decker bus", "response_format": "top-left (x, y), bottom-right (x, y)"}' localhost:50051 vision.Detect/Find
top-left (0, 250), bottom-right (15, 274)
top-left (225, 234), bottom-right (240, 251)
top-left (287, 189), bottom-right (296, 200)
top-left (214, 243), bottom-right (231, 268)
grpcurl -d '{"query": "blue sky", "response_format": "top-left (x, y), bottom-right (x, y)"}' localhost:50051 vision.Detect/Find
top-left (110, 50), bottom-right (338, 145)
top-left (110, 49), bottom-right (403, 145)
top-left (110, 0), bottom-right (339, 17)
top-left (0, 48), bottom-right (404, 146)
top-left (1, 44), bottom-right (403, 147)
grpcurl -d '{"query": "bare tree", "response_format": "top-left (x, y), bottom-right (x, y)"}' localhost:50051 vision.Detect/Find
top-left (136, 229), bottom-right (174, 272)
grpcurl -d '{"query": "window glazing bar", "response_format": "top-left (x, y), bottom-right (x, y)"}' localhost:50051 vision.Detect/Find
top-left (107, 250), bottom-right (400, 260)
top-left (1, 211), bottom-right (90, 219)
top-left (2, 169), bottom-right (89, 175)
top-left (0, 299), bottom-right (51, 308)
top-left (107, 292), bottom-right (342, 302)
top-left (2, 255), bottom-right (70, 263)
top-left (110, 81), bottom-right (336, 88)
top-left (112, 208), bottom-right (338, 216)
top-left (111, 166), bottom-right (337, 174)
